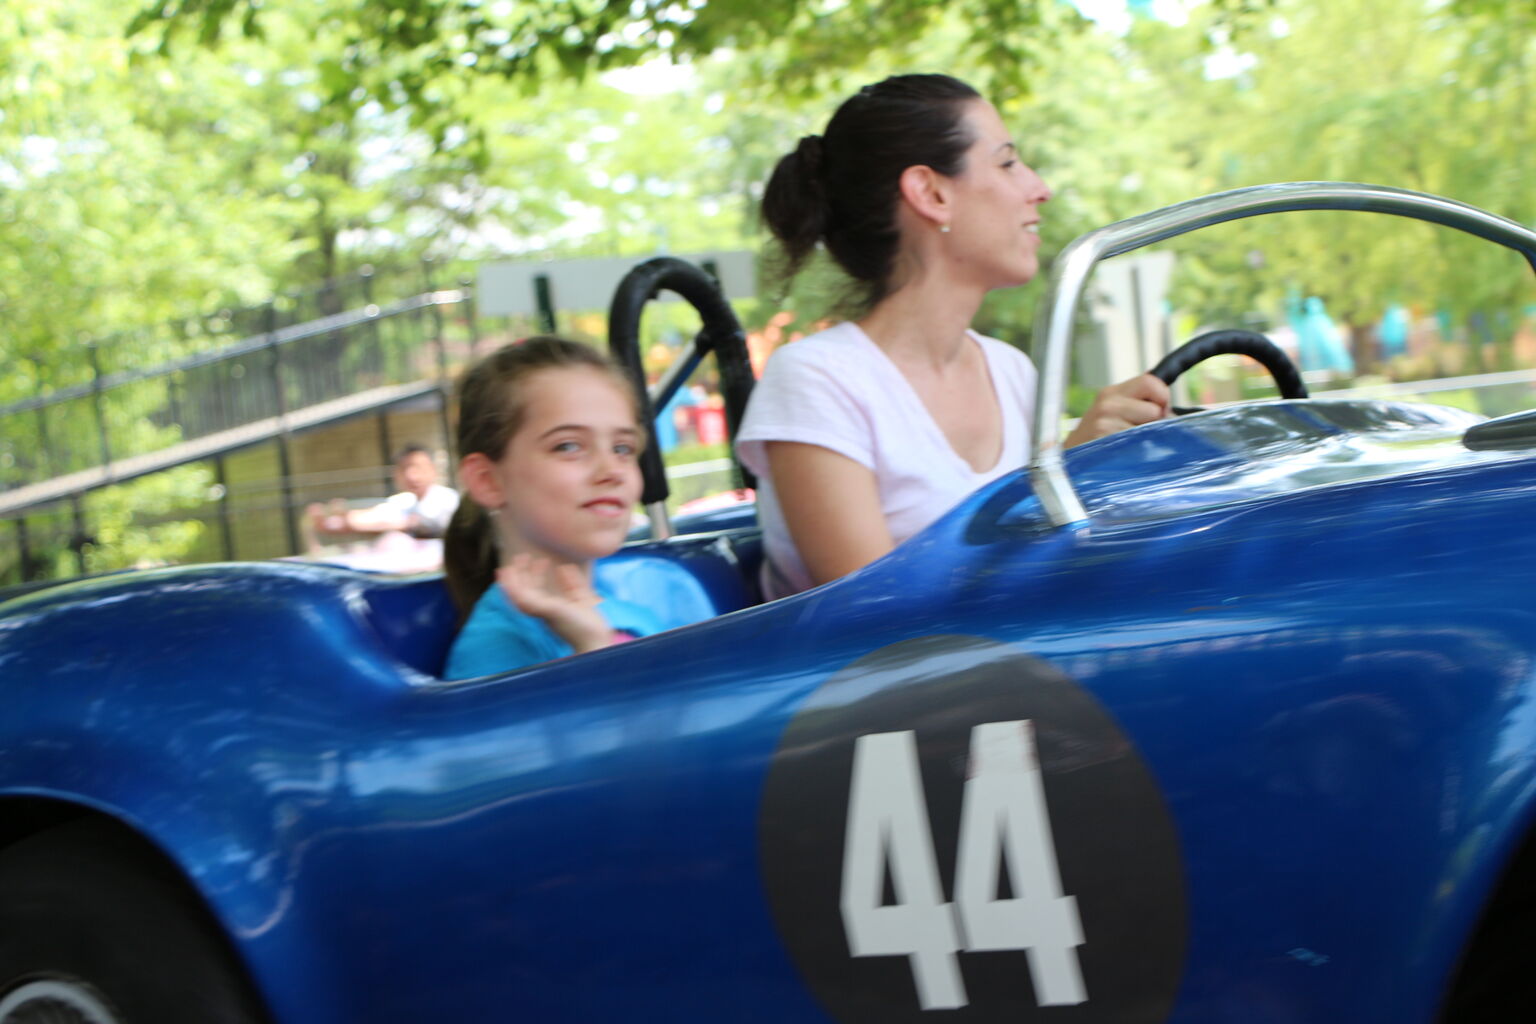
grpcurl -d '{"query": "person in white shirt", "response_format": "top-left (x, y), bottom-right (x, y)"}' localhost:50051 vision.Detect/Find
top-left (736, 74), bottom-right (1169, 600)
top-left (308, 444), bottom-right (459, 542)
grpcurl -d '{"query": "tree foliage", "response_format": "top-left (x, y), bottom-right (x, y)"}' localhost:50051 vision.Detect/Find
top-left (1153, 0), bottom-right (1536, 347)
top-left (128, 0), bottom-right (1087, 110)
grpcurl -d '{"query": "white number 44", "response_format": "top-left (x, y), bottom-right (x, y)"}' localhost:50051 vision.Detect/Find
top-left (839, 720), bottom-right (1087, 1011)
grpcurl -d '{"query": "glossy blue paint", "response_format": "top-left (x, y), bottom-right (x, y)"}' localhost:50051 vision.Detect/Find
top-left (3, 397), bottom-right (1536, 1022)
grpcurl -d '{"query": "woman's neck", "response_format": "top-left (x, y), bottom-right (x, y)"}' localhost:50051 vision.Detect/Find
top-left (857, 278), bottom-right (986, 371)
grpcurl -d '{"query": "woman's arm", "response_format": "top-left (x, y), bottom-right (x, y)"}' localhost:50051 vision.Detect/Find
top-left (1064, 373), bottom-right (1170, 447)
top-left (765, 440), bottom-right (895, 587)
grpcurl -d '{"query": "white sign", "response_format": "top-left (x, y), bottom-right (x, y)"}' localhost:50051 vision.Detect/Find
top-left (1083, 250), bottom-right (1176, 388)
top-left (476, 250), bottom-right (756, 317)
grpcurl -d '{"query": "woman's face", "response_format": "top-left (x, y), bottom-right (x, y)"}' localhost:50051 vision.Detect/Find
top-left (942, 99), bottom-right (1052, 290)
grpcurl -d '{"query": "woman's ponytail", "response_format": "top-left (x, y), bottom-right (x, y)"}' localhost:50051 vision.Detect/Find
top-left (761, 134), bottom-right (830, 282)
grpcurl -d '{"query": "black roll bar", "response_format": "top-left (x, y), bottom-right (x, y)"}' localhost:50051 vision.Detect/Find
top-left (606, 258), bottom-right (755, 536)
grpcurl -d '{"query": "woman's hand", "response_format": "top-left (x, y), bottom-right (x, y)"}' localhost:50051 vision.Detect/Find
top-left (1065, 373), bottom-right (1171, 447)
top-left (497, 554), bottom-right (614, 654)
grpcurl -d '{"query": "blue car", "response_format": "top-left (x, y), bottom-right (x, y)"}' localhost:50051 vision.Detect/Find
top-left (4, 182), bottom-right (1536, 1024)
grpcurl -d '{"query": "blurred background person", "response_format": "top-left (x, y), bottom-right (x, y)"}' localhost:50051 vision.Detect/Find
top-left (304, 445), bottom-right (459, 570)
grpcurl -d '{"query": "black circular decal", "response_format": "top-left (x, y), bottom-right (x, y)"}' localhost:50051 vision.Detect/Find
top-left (759, 635), bottom-right (1186, 1022)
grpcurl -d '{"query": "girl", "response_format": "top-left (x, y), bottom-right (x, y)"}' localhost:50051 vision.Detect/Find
top-left (442, 336), bottom-right (659, 680)
top-left (736, 74), bottom-right (1171, 600)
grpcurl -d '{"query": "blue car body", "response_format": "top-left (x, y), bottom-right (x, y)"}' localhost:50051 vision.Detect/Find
top-left (3, 183), bottom-right (1535, 1023)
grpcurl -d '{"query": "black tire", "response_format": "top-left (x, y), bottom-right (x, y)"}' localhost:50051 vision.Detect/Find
top-left (0, 819), bottom-right (267, 1024)
top-left (1438, 903), bottom-right (1536, 1021)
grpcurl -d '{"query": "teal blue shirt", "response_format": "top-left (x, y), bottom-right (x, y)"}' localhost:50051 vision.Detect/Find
top-left (444, 583), bottom-right (663, 680)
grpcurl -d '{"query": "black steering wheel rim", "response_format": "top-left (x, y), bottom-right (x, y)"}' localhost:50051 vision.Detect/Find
top-left (607, 257), bottom-right (755, 506)
top-left (1150, 328), bottom-right (1308, 408)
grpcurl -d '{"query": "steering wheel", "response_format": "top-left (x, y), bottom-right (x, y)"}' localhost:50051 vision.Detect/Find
top-left (1149, 328), bottom-right (1308, 413)
top-left (607, 257), bottom-right (755, 521)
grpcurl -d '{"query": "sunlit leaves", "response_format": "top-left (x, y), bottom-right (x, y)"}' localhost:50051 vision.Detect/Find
top-left (129, 0), bottom-right (1087, 112)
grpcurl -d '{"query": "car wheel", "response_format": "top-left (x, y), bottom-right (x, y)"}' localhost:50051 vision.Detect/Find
top-left (0, 819), bottom-right (266, 1024)
top-left (1438, 907), bottom-right (1536, 1021)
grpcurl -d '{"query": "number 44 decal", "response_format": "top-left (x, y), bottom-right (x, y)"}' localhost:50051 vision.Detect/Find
top-left (840, 720), bottom-right (1087, 1011)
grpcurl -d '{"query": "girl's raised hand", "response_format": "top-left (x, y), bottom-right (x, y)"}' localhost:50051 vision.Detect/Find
top-left (497, 554), bottom-right (615, 654)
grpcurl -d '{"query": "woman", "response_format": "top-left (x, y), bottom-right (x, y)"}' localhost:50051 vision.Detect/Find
top-left (735, 74), bottom-right (1169, 600)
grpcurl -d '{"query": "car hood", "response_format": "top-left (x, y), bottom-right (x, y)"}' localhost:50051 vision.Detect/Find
top-left (1050, 399), bottom-right (1505, 524)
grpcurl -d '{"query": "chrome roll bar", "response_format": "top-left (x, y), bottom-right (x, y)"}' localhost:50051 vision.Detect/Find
top-left (1028, 181), bottom-right (1536, 527)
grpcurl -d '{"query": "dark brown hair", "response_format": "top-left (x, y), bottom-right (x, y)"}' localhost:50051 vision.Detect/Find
top-left (392, 443), bottom-right (432, 465)
top-left (761, 73), bottom-right (982, 311)
top-left (443, 336), bottom-right (640, 616)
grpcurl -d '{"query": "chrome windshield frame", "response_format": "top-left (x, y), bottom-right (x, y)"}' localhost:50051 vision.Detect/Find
top-left (1028, 181), bottom-right (1536, 527)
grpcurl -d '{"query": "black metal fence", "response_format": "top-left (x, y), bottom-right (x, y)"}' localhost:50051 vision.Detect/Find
top-left (0, 282), bottom-right (486, 588)
top-left (74, 262), bottom-right (442, 378)
top-left (1, 293), bottom-right (466, 488)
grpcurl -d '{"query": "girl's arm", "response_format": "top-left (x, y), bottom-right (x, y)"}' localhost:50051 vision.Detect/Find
top-left (764, 440), bottom-right (895, 587)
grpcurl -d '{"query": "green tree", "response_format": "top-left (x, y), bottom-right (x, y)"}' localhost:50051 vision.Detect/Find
top-left (130, 0), bottom-right (1090, 111)
top-left (1154, 0), bottom-right (1536, 358)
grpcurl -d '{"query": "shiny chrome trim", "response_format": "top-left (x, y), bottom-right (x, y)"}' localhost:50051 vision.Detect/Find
top-left (0, 979), bottom-right (123, 1023)
top-left (1028, 181), bottom-right (1536, 527)
top-left (645, 502), bottom-right (674, 541)
top-left (641, 339), bottom-right (706, 541)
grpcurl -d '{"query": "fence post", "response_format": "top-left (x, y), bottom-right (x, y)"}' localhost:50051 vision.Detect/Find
top-left (533, 273), bottom-right (557, 333)
top-left (362, 264), bottom-right (383, 376)
top-left (32, 411), bottom-right (53, 478)
top-left (167, 369), bottom-right (186, 439)
top-left (274, 435), bottom-right (302, 558)
top-left (437, 284), bottom-right (468, 481)
top-left (69, 494), bottom-right (90, 576)
top-left (433, 303), bottom-right (450, 383)
top-left (265, 301), bottom-right (285, 419)
top-left (86, 340), bottom-right (112, 470)
top-left (213, 455), bottom-right (236, 561)
top-left (437, 388), bottom-right (454, 487)
top-left (264, 304), bottom-right (302, 557)
top-left (426, 260), bottom-right (447, 371)
top-left (14, 518), bottom-right (34, 582)
top-left (376, 411), bottom-right (394, 495)
top-left (434, 298), bottom-right (453, 486)
top-left (461, 277), bottom-right (480, 354)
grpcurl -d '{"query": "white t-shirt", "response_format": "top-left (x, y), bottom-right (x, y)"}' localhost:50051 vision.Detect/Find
top-left (736, 321), bottom-right (1037, 600)
top-left (381, 483), bottom-right (460, 538)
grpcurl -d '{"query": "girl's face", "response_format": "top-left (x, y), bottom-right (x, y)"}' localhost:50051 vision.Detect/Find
top-left (942, 99), bottom-right (1052, 290)
top-left (471, 366), bottom-right (643, 566)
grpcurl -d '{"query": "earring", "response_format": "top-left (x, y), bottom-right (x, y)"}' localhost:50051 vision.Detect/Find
top-left (939, 224), bottom-right (951, 234)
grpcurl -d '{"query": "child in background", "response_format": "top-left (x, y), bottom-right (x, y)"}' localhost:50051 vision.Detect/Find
top-left (442, 337), bottom-right (660, 680)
